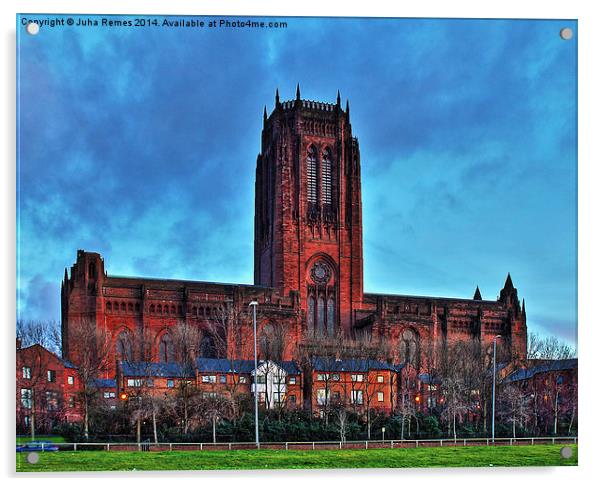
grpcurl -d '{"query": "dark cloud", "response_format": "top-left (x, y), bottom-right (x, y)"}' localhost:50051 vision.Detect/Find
top-left (17, 16), bottom-right (577, 345)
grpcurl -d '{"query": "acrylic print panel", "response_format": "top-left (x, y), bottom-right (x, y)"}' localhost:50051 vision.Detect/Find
top-left (16, 14), bottom-right (577, 472)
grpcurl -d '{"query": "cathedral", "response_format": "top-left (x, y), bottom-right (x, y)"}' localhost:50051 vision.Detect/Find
top-left (61, 86), bottom-right (527, 377)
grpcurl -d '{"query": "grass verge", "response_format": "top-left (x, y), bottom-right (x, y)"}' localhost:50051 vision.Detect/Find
top-left (16, 444), bottom-right (577, 472)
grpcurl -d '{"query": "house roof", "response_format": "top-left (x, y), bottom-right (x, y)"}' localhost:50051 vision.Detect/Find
top-left (90, 378), bottom-right (117, 389)
top-left (505, 358), bottom-right (578, 383)
top-left (196, 358), bottom-right (301, 375)
top-left (418, 373), bottom-right (442, 385)
top-left (121, 361), bottom-right (195, 378)
top-left (312, 357), bottom-right (396, 372)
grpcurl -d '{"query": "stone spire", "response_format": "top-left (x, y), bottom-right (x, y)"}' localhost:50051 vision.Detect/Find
top-left (336, 90), bottom-right (341, 107)
top-left (263, 105), bottom-right (267, 123)
top-left (296, 83), bottom-right (301, 101)
top-left (473, 286), bottom-right (482, 300)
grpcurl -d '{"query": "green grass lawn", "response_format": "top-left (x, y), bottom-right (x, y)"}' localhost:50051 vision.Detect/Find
top-left (16, 444), bottom-right (577, 472)
top-left (16, 435), bottom-right (66, 444)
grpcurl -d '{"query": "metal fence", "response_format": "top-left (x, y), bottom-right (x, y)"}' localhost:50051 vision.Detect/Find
top-left (28, 436), bottom-right (577, 452)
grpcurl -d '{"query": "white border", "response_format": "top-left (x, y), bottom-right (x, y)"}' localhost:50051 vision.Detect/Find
top-left (2, 1), bottom-right (600, 484)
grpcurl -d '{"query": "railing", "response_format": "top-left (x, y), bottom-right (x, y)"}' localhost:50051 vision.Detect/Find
top-left (26, 436), bottom-right (577, 453)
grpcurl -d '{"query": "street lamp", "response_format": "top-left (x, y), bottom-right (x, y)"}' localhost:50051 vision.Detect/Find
top-left (381, 426), bottom-right (386, 442)
top-left (249, 300), bottom-right (259, 448)
top-left (492, 335), bottom-right (502, 444)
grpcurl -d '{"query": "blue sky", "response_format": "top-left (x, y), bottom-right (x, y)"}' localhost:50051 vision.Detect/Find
top-left (17, 16), bottom-right (577, 346)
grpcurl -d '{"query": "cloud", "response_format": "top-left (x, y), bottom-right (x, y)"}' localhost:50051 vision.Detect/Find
top-left (17, 16), bottom-right (577, 346)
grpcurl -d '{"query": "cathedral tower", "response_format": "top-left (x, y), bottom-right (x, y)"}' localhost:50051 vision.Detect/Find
top-left (254, 86), bottom-right (364, 335)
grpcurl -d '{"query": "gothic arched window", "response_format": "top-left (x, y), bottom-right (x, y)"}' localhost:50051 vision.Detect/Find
top-left (321, 148), bottom-right (332, 205)
top-left (400, 329), bottom-right (419, 367)
top-left (116, 331), bottom-right (133, 363)
top-left (200, 334), bottom-right (216, 359)
top-left (317, 297), bottom-right (325, 335)
top-left (158, 333), bottom-right (174, 363)
top-left (307, 146), bottom-right (318, 204)
top-left (327, 297), bottom-right (335, 336)
top-left (307, 296), bottom-right (315, 335)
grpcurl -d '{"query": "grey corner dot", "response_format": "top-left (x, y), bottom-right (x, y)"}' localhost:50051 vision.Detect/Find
top-left (26, 452), bottom-right (39, 464)
top-left (26, 22), bottom-right (40, 35)
top-left (560, 446), bottom-right (573, 459)
top-left (560, 27), bottom-right (573, 41)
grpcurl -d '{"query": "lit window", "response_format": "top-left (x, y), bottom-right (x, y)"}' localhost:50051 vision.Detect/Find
top-left (219, 375), bottom-right (227, 384)
top-left (47, 370), bottom-right (56, 382)
top-left (22, 367), bottom-right (31, 379)
top-left (46, 391), bottom-right (58, 410)
top-left (351, 390), bottom-right (364, 404)
top-left (288, 376), bottom-right (296, 385)
top-left (67, 375), bottom-right (74, 385)
top-left (351, 374), bottom-right (364, 382)
top-left (317, 388), bottom-right (329, 405)
top-left (21, 389), bottom-right (32, 409)
top-left (377, 392), bottom-right (384, 402)
top-left (202, 375), bottom-right (216, 383)
top-left (69, 396), bottom-right (75, 408)
top-left (377, 375), bottom-right (384, 383)
top-left (167, 379), bottom-right (174, 388)
top-left (127, 378), bottom-right (142, 387)
top-left (331, 374), bottom-right (340, 381)
top-left (239, 376), bottom-right (247, 384)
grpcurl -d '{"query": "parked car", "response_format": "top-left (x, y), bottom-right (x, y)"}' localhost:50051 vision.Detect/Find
top-left (16, 441), bottom-right (59, 452)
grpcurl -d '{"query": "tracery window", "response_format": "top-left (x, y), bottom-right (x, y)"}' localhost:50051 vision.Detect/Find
top-left (307, 296), bottom-right (315, 334)
top-left (307, 145), bottom-right (318, 204)
top-left (327, 297), bottom-right (335, 337)
top-left (158, 333), bottom-right (174, 363)
top-left (399, 328), bottom-right (419, 367)
top-left (116, 331), bottom-right (133, 363)
top-left (321, 148), bottom-right (332, 205)
top-left (317, 297), bottom-right (325, 335)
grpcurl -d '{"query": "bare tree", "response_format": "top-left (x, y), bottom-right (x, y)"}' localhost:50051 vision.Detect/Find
top-left (334, 405), bottom-right (349, 443)
top-left (527, 333), bottom-right (576, 360)
top-left (69, 318), bottom-right (112, 440)
top-left (170, 320), bottom-right (201, 434)
top-left (17, 319), bottom-right (62, 354)
top-left (499, 384), bottom-right (531, 438)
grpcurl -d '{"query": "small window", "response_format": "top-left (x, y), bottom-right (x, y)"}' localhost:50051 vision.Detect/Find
top-left (317, 373), bottom-right (326, 381)
top-left (256, 374), bottom-right (266, 384)
top-left (67, 375), bottom-right (74, 385)
top-left (127, 378), bottom-right (142, 387)
top-left (351, 390), bottom-right (364, 404)
top-left (351, 374), bottom-right (363, 382)
top-left (47, 370), bottom-right (56, 382)
top-left (239, 376), bottom-right (247, 384)
top-left (22, 367), bottom-right (31, 379)
top-left (104, 392), bottom-right (111, 399)
top-left (331, 373), bottom-right (340, 381)
top-left (377, 392), bottom-right (384, 402)
top-left (69, 396), bottom-right (75, 408)
top-left (21, 388), bottom-right (32, 409)
top-left (219, 375), bottom-right (227, 384)
top-left (201, 375), bottom-right (216, 383)
top-left (167, 379), bottom-right (175, 388)
top-left (288, 395), bottom-right (296, 404)
top-left (288, 376), bottom-right (296, 385)
top-left (377, 375), bottom-right (384, 383)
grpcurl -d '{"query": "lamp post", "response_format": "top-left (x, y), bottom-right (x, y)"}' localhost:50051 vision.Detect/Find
top-left (381, 426), bottom-right (386, 442)
top-left (492, 335), bottom-right (502, 444)
top-left (249, 300), bottom-right (259, 448)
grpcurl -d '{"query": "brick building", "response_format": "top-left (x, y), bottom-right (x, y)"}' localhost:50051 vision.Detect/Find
top-left (16, 340), bottom-right (82, 433)
top-left (60, 87), bottom-right (528, 406)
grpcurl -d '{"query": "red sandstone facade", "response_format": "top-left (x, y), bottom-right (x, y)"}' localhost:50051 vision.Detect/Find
top-left (61, 87), bottom-right (528, 393)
